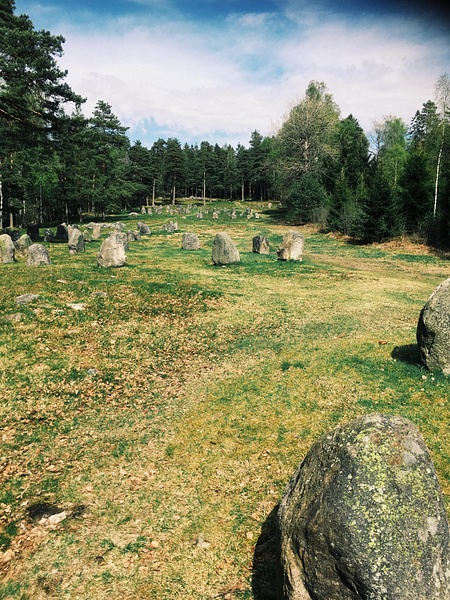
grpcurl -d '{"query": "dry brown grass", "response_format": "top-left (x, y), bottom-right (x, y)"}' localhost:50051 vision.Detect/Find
top-left (1, 204), bottom-right (449, 599)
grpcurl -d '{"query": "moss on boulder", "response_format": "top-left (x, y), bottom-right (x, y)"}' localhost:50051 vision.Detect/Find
top-left (278, 414), bottom-right (450, 599)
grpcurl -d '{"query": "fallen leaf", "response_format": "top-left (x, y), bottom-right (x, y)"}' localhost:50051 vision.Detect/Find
top-left (1, 549), bottom-right (14, 563)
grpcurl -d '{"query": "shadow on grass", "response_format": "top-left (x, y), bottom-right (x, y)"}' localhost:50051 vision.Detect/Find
top-left (391, 343), bottom-right (422, 366)
top-left (252, 504), bottom-right (280, 600)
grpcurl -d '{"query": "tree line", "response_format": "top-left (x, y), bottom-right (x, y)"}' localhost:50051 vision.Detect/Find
top-left (1, 1), bottom-right (449, 246)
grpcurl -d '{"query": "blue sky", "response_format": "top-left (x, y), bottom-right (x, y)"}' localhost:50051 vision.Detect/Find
top-left (15, 0), bottom-right (450, 148)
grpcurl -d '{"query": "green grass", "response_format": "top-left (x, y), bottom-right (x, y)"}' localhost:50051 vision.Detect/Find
top-left (0, 203), bottom-right (449, 598)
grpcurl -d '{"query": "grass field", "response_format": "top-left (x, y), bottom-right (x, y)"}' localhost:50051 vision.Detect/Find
top-left (1, 201), bottom-right (449, 599)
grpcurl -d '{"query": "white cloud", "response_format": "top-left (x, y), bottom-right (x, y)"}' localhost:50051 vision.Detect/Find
top-left (15, 0), bottom-right (450, 146)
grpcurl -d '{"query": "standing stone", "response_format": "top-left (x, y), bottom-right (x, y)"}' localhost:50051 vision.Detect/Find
top-left (92, 223), bottom-right (102, 240)
top-left (0, 234), bottom-right (15, 263)
top-left (26, 243), bottom-right (51, 266)
top-left (417, 277), bottom-right (450, 375)
top-left (15, 234), bottom-right (33, 254)
top-left (278, 414), bottom-right (450, 600)
top-left (252, 235), bottom-right (270, 255)
top-left (26, 224), bottom-right (39, 241)
top-left (138, 222), bottom-right (151, 235)
top-left (68, 227), bottom-right (85, 254)
top-left (115, 231), bottom-right (128, 250)
top-left (141, 206), bottom-right (147, 214)
top-left (44, 229), bottom-right (54, 242)
top-left (83, 229), bottom-right (93, 242)
top-left (56, 223), bottom-right (68, 241)
top-left (165, 221), bottom-right (178, 233)
top-left (212, 232), bottom-right (240, 265)
top-left (212, 210), bottom-right (219, 219)
top-left (97, 233), bottom-right (127, 268)
top-left (277, 231), bottom-right (304, 261)
top-left (182, 233), bottom-right (200, 250)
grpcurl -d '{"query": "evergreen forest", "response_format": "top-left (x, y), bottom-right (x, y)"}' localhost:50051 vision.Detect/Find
top-left (1, 0), bottom-right (450, 246)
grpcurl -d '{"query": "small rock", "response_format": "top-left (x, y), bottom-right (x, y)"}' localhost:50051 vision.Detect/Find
top-left (67, 303), bottom-right (86, 311)
top-left (4, 313), bottom-right (25, 322)
top-left (16, 294), bottom-right (40, 305)
top-left (195, 534), bottom-right (211, 549)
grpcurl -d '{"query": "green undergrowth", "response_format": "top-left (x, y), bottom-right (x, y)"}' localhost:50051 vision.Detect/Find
top-left (0, 203), bottom-right (449, 599)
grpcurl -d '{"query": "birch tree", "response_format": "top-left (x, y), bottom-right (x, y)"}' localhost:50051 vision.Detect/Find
top-left (433, 73), bottom-right (450, 218)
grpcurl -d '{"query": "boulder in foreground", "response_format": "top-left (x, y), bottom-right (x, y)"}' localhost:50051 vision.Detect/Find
top-left (278, 413), bottom-right (450, 599)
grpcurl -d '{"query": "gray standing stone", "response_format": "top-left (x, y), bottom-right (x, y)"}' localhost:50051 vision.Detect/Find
top-left (97, 233), bottom-right (127, 268)
top-left (26, 243), bottom-right (51, 266)
top-left (165, 221), bottom-right (178, 233)
top-left (277, 231), bottom-right (304, 261)
top-left (182, 232), bottom-right (200, 250)
top-left (116, 231), bottom-right (128, 250)
top-left (252, 235), bottom-right (270, 254)
top-left (417, 277), bottom-right (450, 375)
top-left (44, 228), bottom-right (54, 242)
top-left (92, 223), bottom-right (102, 240)
top-left (138, 222), bottom-right (151, 235)
top-left (15, 234), bottom-right (33, 254)
top-left (212, 232), bottom-right (240, 265)
top-left (56, 223), bottom-right (68, 241)
top-left (278, 413), bottom-right (450, 600)
top-left (0, 234), bottom-right (15, 263)
top-left (26, 224), bottom-right (39, 241)
top-left (68, 227), bottom-right (85, 254)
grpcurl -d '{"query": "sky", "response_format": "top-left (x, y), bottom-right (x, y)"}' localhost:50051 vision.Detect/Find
top-left (14, 0), bottom-right (450, 149)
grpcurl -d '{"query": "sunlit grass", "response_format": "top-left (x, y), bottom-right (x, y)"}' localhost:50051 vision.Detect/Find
top-left (0, 202), bottom-right (449, 599)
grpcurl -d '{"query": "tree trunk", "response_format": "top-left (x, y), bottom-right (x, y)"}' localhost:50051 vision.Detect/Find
top-left (203, 167), bottom-right (206, 206)
top-left (152, 179), bottom-right (155, 207)
top-left (433, 129), bottom-right (444, 218)
top-left (0, 174), bottom-right (3, 229)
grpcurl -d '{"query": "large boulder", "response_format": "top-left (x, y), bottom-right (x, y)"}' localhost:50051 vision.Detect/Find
top-left (26, 243), bottom-right (51, 266)
top-left (0, 234), bottom-right (16, 263)
top-left (212, 232), bottom-right (240, 265)
top-left (278, 414), bottom-right (450, 600)
top-left (277, 231), bottom-right (304, 261)
top-left (68, 227), bottom-right (85, 254)
top-left (417, 278), bottom-right (450, 375)
top-left (97, 233), bottom-right (127, 268)
top-left (182, 232), bottom-right (200, 250)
